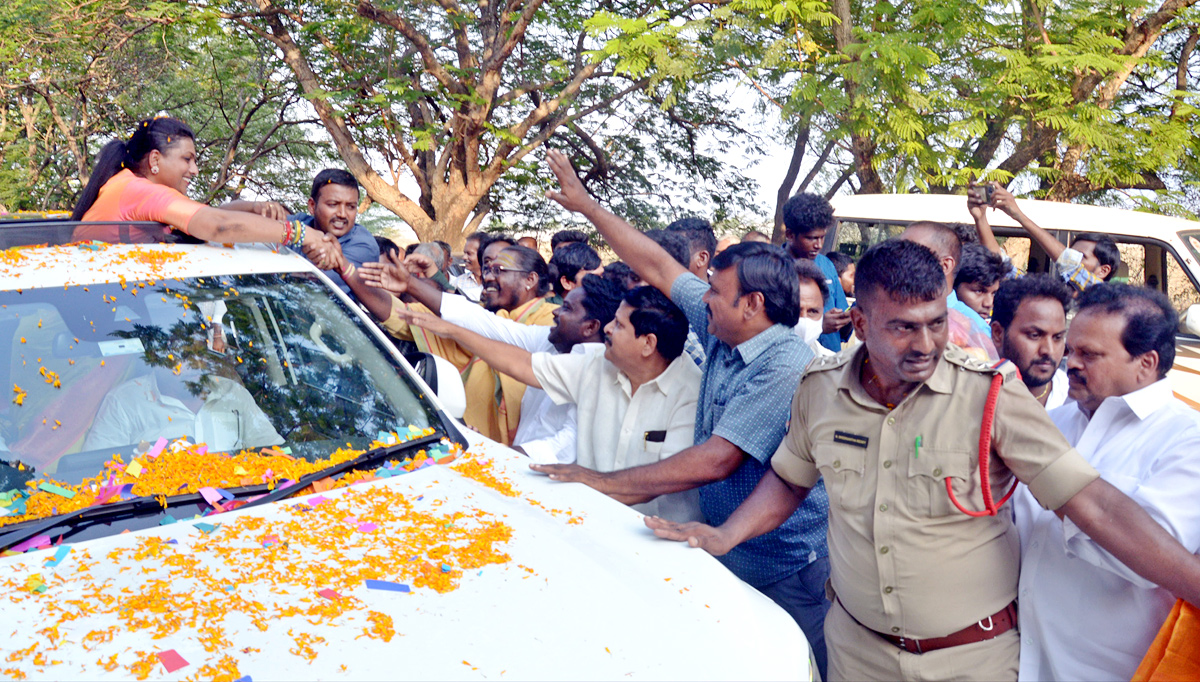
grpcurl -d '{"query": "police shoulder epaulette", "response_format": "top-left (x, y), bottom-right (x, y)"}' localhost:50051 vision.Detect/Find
top-left (944, 346), bottom-right (1020, 381)
top-left (801, 349), bottom-right (853, 379)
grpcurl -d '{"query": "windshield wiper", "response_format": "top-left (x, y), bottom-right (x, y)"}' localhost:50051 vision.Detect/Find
top-left (236, 431), bottom-right (445, 511)
top-left (0, 431), bottom-right (447, 552)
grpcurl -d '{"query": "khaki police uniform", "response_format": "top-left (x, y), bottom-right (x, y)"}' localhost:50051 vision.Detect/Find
top-left (772, 344), bottom-right (1100, 682)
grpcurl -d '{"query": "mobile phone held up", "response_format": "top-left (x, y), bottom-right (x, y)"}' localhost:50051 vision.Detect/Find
top-left (969, 185), bottom-right (996, 204)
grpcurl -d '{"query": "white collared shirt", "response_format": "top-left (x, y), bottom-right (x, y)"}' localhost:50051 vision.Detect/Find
top-left (1045, 368), bottom-right (1070, 410)
top-left (1015, 379), bottom-right (1200, 682)
top-left (532, 345), bottom-right (704, 523)
top-left (440, 293), bottom-right (580, 464)
top-left (84, 373), bottom-right (284, 453)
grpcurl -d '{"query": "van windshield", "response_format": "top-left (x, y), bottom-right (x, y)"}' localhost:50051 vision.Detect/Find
top-left (0, 272), bottom-right (440, 493)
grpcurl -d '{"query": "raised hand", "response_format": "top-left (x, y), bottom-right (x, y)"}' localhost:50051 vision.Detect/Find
top-left (361, 251), bottom-right (412, 295)
top-left (404, 252), bottom-right (439, 278)
top-left (643, 516), bottom-right (734, 556)
top-left (544, 150), bottom-right (596, 214)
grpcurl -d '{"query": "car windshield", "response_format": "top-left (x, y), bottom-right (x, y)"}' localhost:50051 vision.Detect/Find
top-left (0, 271), bottom-right (441, 496)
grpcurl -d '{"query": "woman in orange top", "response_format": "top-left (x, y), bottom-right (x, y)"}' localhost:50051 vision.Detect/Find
top-left (71, 116), bottom-right (344, 269)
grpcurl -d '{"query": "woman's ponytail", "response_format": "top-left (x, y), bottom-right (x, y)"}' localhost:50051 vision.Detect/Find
top-left (71, 139), bottom-right (127, 220)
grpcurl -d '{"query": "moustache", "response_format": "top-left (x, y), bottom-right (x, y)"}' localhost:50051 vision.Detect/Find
top-left (1067, 368), bottom-right (1087, 386)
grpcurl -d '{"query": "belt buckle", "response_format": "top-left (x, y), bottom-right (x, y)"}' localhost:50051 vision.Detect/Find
top-left (897, 636), bottom-right (922, 654)
top-left (978, 615), bottom-right (994, 632)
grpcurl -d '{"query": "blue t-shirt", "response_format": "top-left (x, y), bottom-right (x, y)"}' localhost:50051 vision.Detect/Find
top-left (670, 273), bottom-right (831, 587)
top-left (290, 213), bottom-right (381, 297)
top-left (813, 253), bottom-right (849, 353)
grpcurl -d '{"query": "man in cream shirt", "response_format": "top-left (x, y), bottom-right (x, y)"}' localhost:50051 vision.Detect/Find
top-left (397, 285), bottom-right (703, 522)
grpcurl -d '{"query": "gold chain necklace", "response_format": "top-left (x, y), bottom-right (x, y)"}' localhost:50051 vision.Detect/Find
top-left (1034, 382), bottom-right (1051, 401)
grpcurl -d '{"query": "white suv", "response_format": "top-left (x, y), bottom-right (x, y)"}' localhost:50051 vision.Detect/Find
top-left (0, 221), bottom-right (807, 681)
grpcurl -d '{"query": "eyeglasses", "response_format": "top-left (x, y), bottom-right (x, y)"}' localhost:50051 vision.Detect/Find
top-left (482, 265), bottom-right (531, 277)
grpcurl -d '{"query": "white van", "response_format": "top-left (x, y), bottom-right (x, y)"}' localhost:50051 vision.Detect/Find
top-left (828, 194), bottom-right (1200, 409)
top-left (0, 221), bottom-right (807, 681)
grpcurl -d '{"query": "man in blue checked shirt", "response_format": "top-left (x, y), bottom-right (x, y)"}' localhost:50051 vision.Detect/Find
top-left (533, 150), bottom-right (833, 681)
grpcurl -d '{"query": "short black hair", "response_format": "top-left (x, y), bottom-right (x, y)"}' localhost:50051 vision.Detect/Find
top-left (477, 233), bottom-right (515, 268)
top-left (548, 242), bottom-right (602, 296)
top-left (624, 285), bottom-right (689, 361)
top-left (645, 229), bottom-right (692, 269)
top-left (782, 193), bottom-right (834, 237)
top-left (602, 261), bottom-right (641, 290)
top-left (375, 235), bottom-right (400, 259)
top-left (579, 274), bottom-right (623, 328)
top-left (826, 251), bottom-right (854, 277)
top-left (710, 242), bottom-right (801, 327)
top-left (310, 168), bottom-right (360, 201)
top-left (795, 258), bottom-right (829, 304)
top-left (1072, 233), bottom-right (1122, 281)
top-left (551, 229), bottom-right (589, 250)
top-left (905, 220), bottom-right (962, 274)
top-left (500, 245), bottom-right (551, 296)
top-left (465, 231), bottom-right (487, 245)
top-left (667, 217), bottom-right (717, 260)
top-left (856, 239), bottom-right (947, 305)
top-left (1076, 283), bottom-right (1177, 377)
top-left (991, 274), bottom-right (1072, 330)
top-left (953, 244), bottom-right (1010, 289)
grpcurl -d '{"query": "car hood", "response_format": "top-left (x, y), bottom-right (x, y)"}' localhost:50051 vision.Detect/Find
top-left (0, 432), bottom-right (807, 680)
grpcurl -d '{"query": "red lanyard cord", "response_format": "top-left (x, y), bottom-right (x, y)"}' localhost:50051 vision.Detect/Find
top-left (945, 372), bottom-right (1019, 517)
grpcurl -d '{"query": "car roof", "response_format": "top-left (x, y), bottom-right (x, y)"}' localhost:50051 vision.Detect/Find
top-left (0, 241), bottom-right (316, 291)
top-left (830, 193), bottom-right (1200, 238)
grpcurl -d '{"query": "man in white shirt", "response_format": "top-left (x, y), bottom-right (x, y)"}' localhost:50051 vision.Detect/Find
top-left (438, 274), bottom-right (623, 464)
top-left (1016, 283), bottom-right (1200, 681)
top-left (85, 362), bottom-right (283, 453)
top-left (397, 285), bottom-right (703, 523)
top-left (990, 274), bottom-right (1073, 409)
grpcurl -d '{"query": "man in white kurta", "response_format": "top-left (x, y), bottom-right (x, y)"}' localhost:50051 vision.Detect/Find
top-left (1015, 284), bottom-right (1200, 681)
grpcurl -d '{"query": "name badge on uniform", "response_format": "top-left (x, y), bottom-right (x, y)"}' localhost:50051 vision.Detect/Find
top-left (833, 431), bottom-right (869, 449)
top-left (644, 430), bottom-right (666, 443)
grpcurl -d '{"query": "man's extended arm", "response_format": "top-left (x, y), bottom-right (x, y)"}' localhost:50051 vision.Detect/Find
top-left (644, 469), bottom-right (810, 555)
top-left (394, 308), bottom-right (540, 387)
top-left (968, 184), bottom-right (1003, 256)
top-left (1061, 478), bottom-right (1200, 607)
top-left (359, 252), bottom-right (448, 314)
top-left (544, 150), bottom-right (688, 295)
top-left (986, 182), bottom-right (1066, 261)
top-left (532, 435), bottom-right (744, 502)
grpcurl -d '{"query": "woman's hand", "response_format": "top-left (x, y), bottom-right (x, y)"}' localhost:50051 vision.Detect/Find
top-left (251, 201), bottom-right (289, 221)
top-left (302, 230), bottom-right (343, 270)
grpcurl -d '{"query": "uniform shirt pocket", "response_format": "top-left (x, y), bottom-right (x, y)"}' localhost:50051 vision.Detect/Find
top-left (814, 442), bottom-right (871, 511)
top-left (907, 449), bottom-right (974, 518)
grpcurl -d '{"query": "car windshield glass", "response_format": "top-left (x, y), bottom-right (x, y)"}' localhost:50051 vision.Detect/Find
top-left (0, 272), bottom-right (440, 495)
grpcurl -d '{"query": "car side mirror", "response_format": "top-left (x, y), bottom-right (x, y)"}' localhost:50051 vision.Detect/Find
top-left (404, 352), bottom-right (466, 419)
top-left (1185, 304), bottom-right (1200, 337)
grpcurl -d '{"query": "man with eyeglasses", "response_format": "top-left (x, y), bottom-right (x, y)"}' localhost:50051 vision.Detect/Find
top-left (346, 245), bottom-right (558, 444)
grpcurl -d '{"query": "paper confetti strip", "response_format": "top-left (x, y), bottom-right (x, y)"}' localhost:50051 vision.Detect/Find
top-left (44, 546), bottom-right (71, 567)
top-left (317, 588), bottom-right (342, 600)
top-left (356, 522), bottom-right (378, 533)
top-left (125, 460), bottom-right (144, 478)
top-left (37, 482), bottom-right (75, 499)
top-left (365, 579), bottom-right (410, 593)
top-left (156, 650), bottom-right (189, 673)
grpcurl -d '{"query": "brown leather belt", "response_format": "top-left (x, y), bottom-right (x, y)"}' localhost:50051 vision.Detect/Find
top-left (838, 597), bottom-right (1018, 655)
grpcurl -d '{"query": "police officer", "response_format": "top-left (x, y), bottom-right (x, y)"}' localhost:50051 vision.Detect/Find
top-left (646, 239), bottom-right (1200, 682)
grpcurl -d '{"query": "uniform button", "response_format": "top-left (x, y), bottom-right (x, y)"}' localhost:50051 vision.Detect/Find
top-left (833, 459), bottom-right (841, 468)
top-left (1032, 541), bottom-right (1040, 549)
top-left (892, 626), bottom-right (901, 633)
top-left (932, 467), bottom-right (942, 477)
top-left (886, 417), bottom-right (896, 425)
top-left (1025, 637), bottom-right (1033, 645)
top-left (880, 546), bottom-right (889, 555)
top-left (883, 460), bottom-right (892, 469)
top-left (884, 586), bottom-right (894, 594)
top-left (879, 503), bottom-right (888, 512)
